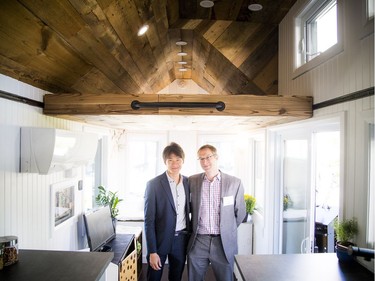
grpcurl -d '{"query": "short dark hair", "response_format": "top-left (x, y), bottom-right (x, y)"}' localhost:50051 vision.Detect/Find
top-left (162, 142), bottom-right (185, 162)
top-left (198, 144), bottom-right (217, 155)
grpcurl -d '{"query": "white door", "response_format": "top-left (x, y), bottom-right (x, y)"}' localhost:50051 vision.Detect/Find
top-left (273, 119), bottom-right (341, 254)
top-left (279, 133), bottom-right (314, 254)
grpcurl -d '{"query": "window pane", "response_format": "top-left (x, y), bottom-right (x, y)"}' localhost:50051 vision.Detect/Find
top-left (282, 139), bottom-right (310, 254)
top-left (84, 138), bottom-right (102, 211)
top-left (127, 141), bottom-right (159, 197)
top-left (316, 3), bottom-right (337, 53)
top-left (315, 131), bottom-right (340, 209)
top-left (306, 0), bottom-right (337, 61)
top-left (368, 0), bottom-right (374, 19)
top-left (121, 139), bottom-right (161, 219)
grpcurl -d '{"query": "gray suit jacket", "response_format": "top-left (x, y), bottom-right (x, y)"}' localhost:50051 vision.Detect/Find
top-left (187, 171), bottom-right (246, 263)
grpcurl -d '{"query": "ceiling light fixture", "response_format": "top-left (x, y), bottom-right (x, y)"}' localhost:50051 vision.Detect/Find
top-left (200, 0), bottom-right (214, 8)
top-left (178, 61), bottom-right (187, 65)
top-left (248, 4), bottom-right (263, 11)
top-left (178, 68), bottom-right (188, 72)
top-left (177, 52), bottom-right (187, 56)
top-left (137, 24), bottom-right (149, 36)
top-left (176, 41), bottom-right (187, 46)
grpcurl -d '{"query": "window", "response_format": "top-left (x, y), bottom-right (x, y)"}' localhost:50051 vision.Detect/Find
top-left (294, 0), bottom-right (342, 76)
top-left (305, 0), bottom-right (337, 62)
top-left (367, 0), bottom-right (374, 19)
top-left (121, 133), bottom-right (166, 219)
top-left (300, 0), bottom-right (338, 64)
top-left (314, 131), bottom-right (340, 209)
top-left (83, 137), bottom-right (103, 211)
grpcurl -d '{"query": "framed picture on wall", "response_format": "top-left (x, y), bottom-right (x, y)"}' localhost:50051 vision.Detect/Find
top-left (50, 180), bottom-right (76, 234)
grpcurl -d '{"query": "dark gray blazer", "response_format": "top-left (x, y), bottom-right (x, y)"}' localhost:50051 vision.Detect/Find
top-left (144, 172), bottom-right (190, 255)
top-left (187, 171), bottom-right (246, 263)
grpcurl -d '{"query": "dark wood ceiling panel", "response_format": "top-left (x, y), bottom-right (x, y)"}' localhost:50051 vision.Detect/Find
top-left (71, 68), bottom-right (124, 94)
top-left (0, 0), bottom-right (308, 131)
top-left (191, 34), bottom-right (215, 93)
top-left (239, 27), bottom-right (279, 80)
top-left (0, 1), bottom-right (93, 92)
top-left (213, 21), bottom-right (259, 62)
top-left (253, 54), bottom-right (278, 95)
top-left (18, 0), bottom-right (142, 94)
top-left (68, 0), bottom-right (153, 94)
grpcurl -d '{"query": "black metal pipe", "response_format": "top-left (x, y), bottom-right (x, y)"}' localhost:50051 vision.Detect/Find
top-left (0, 89), bottom-right (44, 108)
top-left (131, 100), bottom-right (226, 111)
top-left (349, 246), bottom-right (375, 261)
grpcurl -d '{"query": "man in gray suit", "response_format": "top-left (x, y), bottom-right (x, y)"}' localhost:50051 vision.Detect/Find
top-left (187, 144), bottom-right (246, 281)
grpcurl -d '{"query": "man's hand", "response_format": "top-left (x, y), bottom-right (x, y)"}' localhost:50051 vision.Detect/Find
top-left (149, 253), bottom-right (162, 270)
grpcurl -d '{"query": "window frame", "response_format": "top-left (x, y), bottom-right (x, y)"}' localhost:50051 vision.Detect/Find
top-left (117, 132), bottom-right (167, 220)
top-left (361, 0), bottom-right (374, 38)
top-left (293, 0), bottom-right (343, 78)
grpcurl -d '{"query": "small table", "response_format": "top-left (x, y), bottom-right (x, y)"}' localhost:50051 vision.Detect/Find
top-left (0, 249), bottom-right (113, 281)
top-left (234, 253), bottom-right (374, 281)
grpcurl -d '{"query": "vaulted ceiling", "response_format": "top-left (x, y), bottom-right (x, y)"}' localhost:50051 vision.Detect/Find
top-left (0, 0), bottom-right (312, 132)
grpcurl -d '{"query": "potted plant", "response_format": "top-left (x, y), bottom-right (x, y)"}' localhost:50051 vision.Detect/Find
top-left (333, 217), bottom-right (359, 262)
top-left (243, 194), bottom-right (256, 222)
top-left (95, 185), bottom-right (123, 227)
top-left (283, 194), bottom-right (293, 211)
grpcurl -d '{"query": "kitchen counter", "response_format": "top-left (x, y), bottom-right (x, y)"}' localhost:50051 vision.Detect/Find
top-left (0, 249), bottom-right (113, 281)
top-left (235, 253), bottom-right (374, 281)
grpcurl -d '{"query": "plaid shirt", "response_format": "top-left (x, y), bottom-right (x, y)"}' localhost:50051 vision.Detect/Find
top-left (197, 173), bottom-right (221, 235)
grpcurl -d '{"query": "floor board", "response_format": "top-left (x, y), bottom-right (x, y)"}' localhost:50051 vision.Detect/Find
top-left (139, 263), bottom-right (216, 281)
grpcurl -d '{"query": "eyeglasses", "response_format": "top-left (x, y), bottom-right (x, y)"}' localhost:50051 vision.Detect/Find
top-left (197, 154), bottom-right (216, 162)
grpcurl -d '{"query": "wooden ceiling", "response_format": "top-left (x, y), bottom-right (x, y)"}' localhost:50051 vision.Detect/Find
top-left (0, 0), bottom-right (312, 132)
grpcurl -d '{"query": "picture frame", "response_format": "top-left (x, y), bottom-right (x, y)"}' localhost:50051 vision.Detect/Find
top-left (50, 180), bottom-right (76, 234)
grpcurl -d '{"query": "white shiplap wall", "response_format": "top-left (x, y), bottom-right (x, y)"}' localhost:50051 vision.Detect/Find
top-left (278, 0), bottom-right (374, 271)
top-left (279, 0), bottom-right (374, 102)
top-left (0, 74), bottom-right (116, 250)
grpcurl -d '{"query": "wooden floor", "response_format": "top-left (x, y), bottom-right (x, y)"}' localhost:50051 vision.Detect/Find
top-left (139, 263), bottom-right (216, 281)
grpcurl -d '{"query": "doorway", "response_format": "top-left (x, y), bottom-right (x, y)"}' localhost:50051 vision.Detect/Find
top-left (274, 119), bottom-right (341, 254)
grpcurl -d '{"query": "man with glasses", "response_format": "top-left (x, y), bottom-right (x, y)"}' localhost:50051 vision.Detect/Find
top-left (187, 144), bottom-right (246, 281)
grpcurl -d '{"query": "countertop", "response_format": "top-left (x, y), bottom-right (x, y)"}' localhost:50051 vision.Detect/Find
top-left (0, 249), bottom-right (113, 281)
top-left (235, 253), bottom-right (374, 281)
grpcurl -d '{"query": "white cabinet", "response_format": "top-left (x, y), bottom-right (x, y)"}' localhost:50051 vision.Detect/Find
top-left (237, 222), bottom-right (253, 255)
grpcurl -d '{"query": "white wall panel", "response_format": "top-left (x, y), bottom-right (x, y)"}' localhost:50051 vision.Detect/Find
top-left (280, 0), bottom-right (373, 270)
top-left (0, 74), bottom-right (115, 251)
top-left (279, 0), bottom-right (374, 103)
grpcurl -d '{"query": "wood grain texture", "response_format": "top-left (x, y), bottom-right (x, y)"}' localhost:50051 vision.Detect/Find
top-left (0, 0), bottom-right (301, 130)
top-left (44, 93), bottom-right (312, 117)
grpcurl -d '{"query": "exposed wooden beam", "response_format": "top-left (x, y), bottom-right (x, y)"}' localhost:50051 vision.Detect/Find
top-left (44, 93), bottom-right (313, 117)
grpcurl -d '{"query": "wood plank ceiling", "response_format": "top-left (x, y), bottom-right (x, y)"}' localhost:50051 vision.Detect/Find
top-left (0, 0), bottom-right (311, 132)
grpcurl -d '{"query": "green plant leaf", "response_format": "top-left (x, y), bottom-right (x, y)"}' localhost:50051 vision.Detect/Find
top-left (95, 185), bottom-right (123, 218)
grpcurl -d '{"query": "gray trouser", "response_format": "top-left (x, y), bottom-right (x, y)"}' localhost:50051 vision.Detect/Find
top-left (188, 235), bottom-right (233, 281)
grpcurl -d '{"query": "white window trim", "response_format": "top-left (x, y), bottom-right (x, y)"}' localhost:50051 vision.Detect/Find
top-left (293, 0), bottom-right (343, 79)
top-left (361, 0), bottom-right (374, 39)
